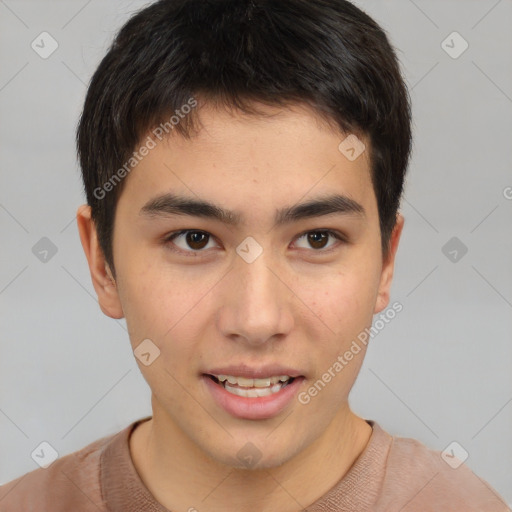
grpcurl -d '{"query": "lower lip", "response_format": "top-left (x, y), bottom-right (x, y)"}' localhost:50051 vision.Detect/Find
top-left (202, 375), bottom-right (304, 420)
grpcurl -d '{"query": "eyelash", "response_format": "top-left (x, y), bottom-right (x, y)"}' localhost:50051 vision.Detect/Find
top-left (163, 229), bottom-right (347, 256)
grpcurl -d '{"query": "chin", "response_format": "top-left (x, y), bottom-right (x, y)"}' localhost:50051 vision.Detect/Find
top-left (203, 435), bottom-right (305, 472)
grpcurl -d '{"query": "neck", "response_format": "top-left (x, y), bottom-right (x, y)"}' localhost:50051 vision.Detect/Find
top-left (130, 400), bottom-right (372, 512)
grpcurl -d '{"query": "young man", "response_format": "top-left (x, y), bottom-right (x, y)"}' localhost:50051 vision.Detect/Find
top-left (1, 0), bottom-right (509, 510)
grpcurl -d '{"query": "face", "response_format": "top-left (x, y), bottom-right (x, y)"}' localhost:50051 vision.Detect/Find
top-left (79, 101), bottom-right (403, 470)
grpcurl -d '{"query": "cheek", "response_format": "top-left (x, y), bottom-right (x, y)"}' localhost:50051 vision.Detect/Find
top-left (115, 258), bottom-right (177, 352)
top-left (117, 261), bottom-right (209, 370)
top-left (306, 267), bottom-right (378, 335)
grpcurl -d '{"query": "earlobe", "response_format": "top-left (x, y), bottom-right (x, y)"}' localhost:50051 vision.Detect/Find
top-left (76, 205), bottom-right (124, 319)
top-left (374, 213), bottom-right (404, 314)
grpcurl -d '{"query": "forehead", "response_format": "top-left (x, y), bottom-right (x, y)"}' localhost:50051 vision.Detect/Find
top-left (119, 101), bottom-right (377, 222)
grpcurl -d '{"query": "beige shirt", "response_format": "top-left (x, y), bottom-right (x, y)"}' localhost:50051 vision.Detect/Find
top-left (0, 417), bottom-right (509, 511)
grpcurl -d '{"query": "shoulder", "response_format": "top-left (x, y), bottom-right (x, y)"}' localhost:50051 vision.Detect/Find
top-left (373, 425), bottom-right (510, 512)
top-left (0, 429), bottom-right (118, 512)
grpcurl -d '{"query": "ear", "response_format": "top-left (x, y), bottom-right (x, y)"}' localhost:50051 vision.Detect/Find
top-left (76, 205), bottom-right (124, 319)
top-left (374, 213), bottom-right (404, 314)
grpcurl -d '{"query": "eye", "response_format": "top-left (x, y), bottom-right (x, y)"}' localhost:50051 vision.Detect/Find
top-left (164, 230), bottom-right (219, 255)
top-left (163, 229), bottom-right (346, 256)
top-left (293, 230), bottom-right (346, 251)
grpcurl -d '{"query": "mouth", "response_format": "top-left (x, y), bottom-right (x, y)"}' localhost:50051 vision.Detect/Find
top-left (206, 374), bottom-right (296, 398)
top-left (202, 369), bottom-right (305, 420)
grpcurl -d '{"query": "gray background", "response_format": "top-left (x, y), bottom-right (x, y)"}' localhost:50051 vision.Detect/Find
top-left (1, 0), bottom-right (511, 505)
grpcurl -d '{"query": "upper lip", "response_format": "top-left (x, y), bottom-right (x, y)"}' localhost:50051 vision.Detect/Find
top-left (204, 364), bottom-right (305, 379)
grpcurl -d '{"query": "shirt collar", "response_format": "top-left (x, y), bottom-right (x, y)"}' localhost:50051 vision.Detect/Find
top-left (101, 417), bottom-right (391, 512)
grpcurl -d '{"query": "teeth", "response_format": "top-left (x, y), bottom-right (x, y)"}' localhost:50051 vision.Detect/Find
top-left (214, 374), bottom-right (291, 388)
top-left (237, 376), bottom-right (255, 387)
top-left (224, 382), bottom-right (284, 397)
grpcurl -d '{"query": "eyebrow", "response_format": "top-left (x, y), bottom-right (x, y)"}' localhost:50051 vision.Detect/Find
top-left (140, 192), bottom-right (365, 226)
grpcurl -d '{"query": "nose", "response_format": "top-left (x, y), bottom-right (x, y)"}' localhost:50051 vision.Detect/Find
top-left (216, 250), bottom-right (294, 346)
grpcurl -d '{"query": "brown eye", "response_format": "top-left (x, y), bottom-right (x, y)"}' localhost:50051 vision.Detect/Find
top-left (294, 230), bottom-right (344, 251)
top-left (307, 232), bottom-right (329, 249)
top-left (185, 231), bottom-right (210, 250)
top-left (165, 230), bottom-right (217, 254)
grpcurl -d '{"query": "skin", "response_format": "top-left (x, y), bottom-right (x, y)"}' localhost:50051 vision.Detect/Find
top-left (77, 101), bottom-right (404, 512)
